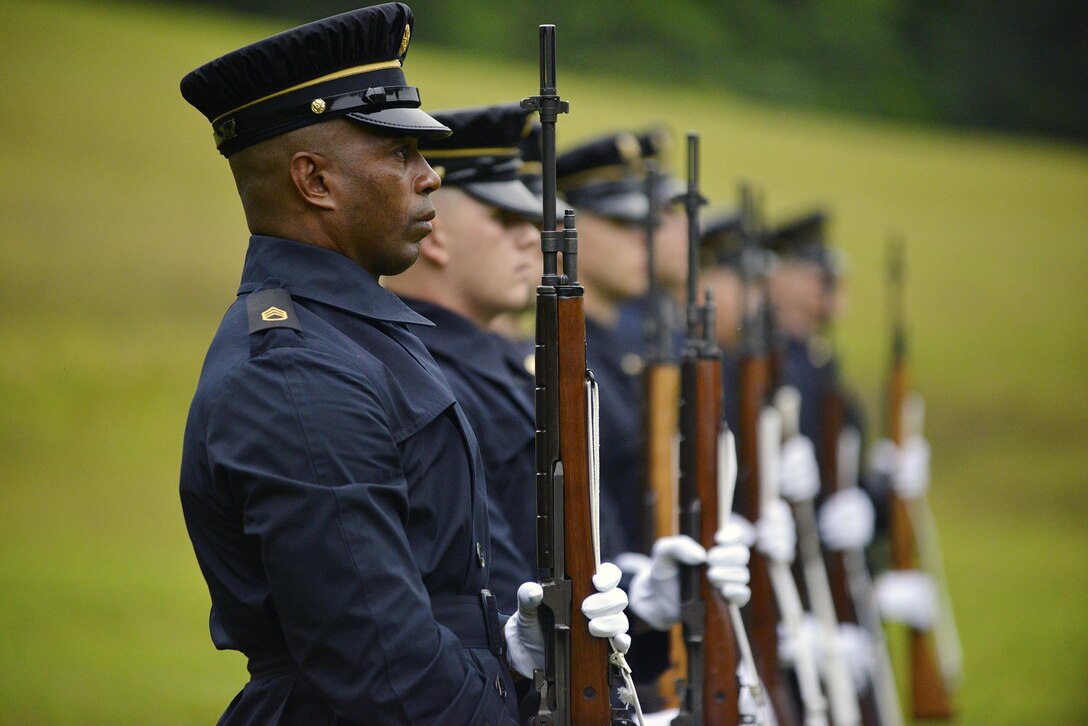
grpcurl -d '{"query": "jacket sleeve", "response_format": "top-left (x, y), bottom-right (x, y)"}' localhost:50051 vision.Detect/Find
top-left (207, 346), bottom-right (513, 724)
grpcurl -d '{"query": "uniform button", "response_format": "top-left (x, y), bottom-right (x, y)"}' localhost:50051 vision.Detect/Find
top-left (495, 674), bottom-right (507, 701)
top-left (476, 541), bottom-right (486, 568)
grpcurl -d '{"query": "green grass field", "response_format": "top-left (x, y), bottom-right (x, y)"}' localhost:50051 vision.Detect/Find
top-left (1, 1), bottom-right (1085, 722)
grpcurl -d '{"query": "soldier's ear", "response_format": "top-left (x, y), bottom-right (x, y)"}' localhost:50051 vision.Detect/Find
top-left (289, 151), bottom-right (335, 211)
top-left (418, 219), bottom-right (450, 268)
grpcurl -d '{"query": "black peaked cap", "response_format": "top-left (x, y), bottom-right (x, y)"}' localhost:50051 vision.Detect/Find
top-left (557, 130), bottom-right (674, 223)
top-left (518, 121), bottom-right (544, 196)
top-left (180, 3), bottom-right (450, 157)
top-left (764, 210), bottom-right (843, 276)
top-left (421, 103), bottom-right (543, 221)
top-left (700, 210), bottom-right (744, 269)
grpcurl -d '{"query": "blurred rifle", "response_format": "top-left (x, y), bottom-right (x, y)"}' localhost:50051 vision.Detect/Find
top-left (776, 386), bottom-right (861, 726)
top-left (524, 25), bottom-right (626, 725)
top-left (885, 237), bottom-right (958, 719)
top-left (819, 371), bottom-right (903, 726)
top-left (735, 183), bottom-right (804, 726)
top-left (671, 132), bottom-right (756, 725)
top-left (641, 161), bottom-right (686, 708)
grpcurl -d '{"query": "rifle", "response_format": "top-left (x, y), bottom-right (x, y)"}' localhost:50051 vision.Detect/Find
top-left (670, 132), bottom-right (748, 726)
top-left (885, 239), bottom-right (957, 720)
top-left (776, 386), bottom-right (861, 726)
top-left (819, 350), bottom-right (903, 726)
top-left (641, 161), bottom-right (687, 709)
top-left (735, 183), bottom-right (802, 726)
top-left (523, 26), bottom-right (624, 725)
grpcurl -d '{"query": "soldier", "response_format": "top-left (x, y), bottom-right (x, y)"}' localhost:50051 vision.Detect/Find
top-left (177, 6), bottom-right (628, 724)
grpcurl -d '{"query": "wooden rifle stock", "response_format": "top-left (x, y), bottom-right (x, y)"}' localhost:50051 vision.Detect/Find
top-left (676, 342), bottom-right (739, 726)
top-left (558, 294), bottom-right (612, 724)
top-left (647, 364), bottom-right (681, 545)
top-left (886, 240), bottom-right (953, 720)
top-left (647, 361), bottom-right (685, 708)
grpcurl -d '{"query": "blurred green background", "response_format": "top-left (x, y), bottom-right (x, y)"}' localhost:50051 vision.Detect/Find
top-left (0, 0), bottom-right (1085, 723)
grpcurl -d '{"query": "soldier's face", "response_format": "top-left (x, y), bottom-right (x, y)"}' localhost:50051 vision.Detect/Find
top-left (702, 266), bottom-right (743, 348)
top-left (576, 211), bottom-right (648, 304)
top-left (769, 260), bottom-right (826, 338)
top-left (653, 205), bottom-right (688, 292)
top-left (334, 125), bottom-right (442, 277)
top-left (437, 189), bottom-right (540, 324)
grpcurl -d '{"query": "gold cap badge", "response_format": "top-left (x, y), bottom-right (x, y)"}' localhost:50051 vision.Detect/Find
top-left (261, 306), bottom-right (288, 322)
top-left (616, 133), bottom-right (641, 163)
top-left (399, 24), bottom-right (411, 56)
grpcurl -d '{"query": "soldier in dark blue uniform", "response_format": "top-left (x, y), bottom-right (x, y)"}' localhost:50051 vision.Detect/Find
top-left (177, 7), bottom-right (628, 724)
top-left (764, 209), bottom-right (886, 539)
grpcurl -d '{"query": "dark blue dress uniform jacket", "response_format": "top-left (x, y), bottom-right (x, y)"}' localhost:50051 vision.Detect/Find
top-left (179, 236), bottom-right (518, 726)
top-left (402, 300), bottom-right (536, 614)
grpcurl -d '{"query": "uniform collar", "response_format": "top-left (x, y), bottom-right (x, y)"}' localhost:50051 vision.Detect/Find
top-left (238, 235), bottom-right (433, 327)
top-left (402, 298), bottom-right (523, 382)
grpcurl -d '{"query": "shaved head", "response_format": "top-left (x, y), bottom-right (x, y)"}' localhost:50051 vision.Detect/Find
top-left (228, 121), bottom-right (353, 237)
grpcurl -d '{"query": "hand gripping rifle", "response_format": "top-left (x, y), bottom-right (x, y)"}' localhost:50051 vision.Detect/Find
top-left (818, 347), bottom-right (903, 726)
top-left (884, 238), bottom-right (958, 720)
top-left (523, 26), bottom-right (632, 725)
top-left (641, 161), bottom-right (687, 709)
top-left (670, 132), bottom-right (754, 726)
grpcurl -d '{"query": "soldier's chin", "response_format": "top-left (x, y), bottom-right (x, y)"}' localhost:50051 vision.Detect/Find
top-left (384, 241), bottom-right (422, 277)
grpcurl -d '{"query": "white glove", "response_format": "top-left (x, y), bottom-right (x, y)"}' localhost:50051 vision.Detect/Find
top-left (868, 438), bottom-right (898, 479)
top-left (869, 436), bottom-right (930, 500)
top-left (709, 522), bottom-right (752, 606)
top-left (581, 562), bottom-right (632, 653)
top-left (836, 623), bottom-right (874, 693)
top-left (874, 570), bottom-right (938, 629)
top-left (895, 435), bottom-right (930, 499)
top-left (757, 498), bottom-right (797, 564)
top-left (504, 581), bottom-right (546, 678)
top-left (628, 535), bottom-right (707, 630)
top-left (779, 434), bottom-right (821, 502)
top-left (777, 613), bottom-right (821, 668)
top-left (817, 488), bottom-right (875, 551)
top-left (504, 563), bottom-right (632, 679)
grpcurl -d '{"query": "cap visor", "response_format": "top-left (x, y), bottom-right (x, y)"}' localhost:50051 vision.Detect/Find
top-left (463, 180), bottom-right (544, 222)
top-left (579, 191), bottom-right (647, 224)
top-left (345, 106), bottom-right (452, 141)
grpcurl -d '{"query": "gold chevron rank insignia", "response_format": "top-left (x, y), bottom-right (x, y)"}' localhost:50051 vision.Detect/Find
top-left (261, 306), bottom-right (288, 322)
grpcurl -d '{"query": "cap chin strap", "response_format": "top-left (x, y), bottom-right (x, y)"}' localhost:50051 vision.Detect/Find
top-left (214, 86), bottom-right (422, 147)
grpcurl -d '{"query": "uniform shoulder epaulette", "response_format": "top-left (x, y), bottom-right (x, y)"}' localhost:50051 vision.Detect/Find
top-left (246, 287), bottom-right (302, 334)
